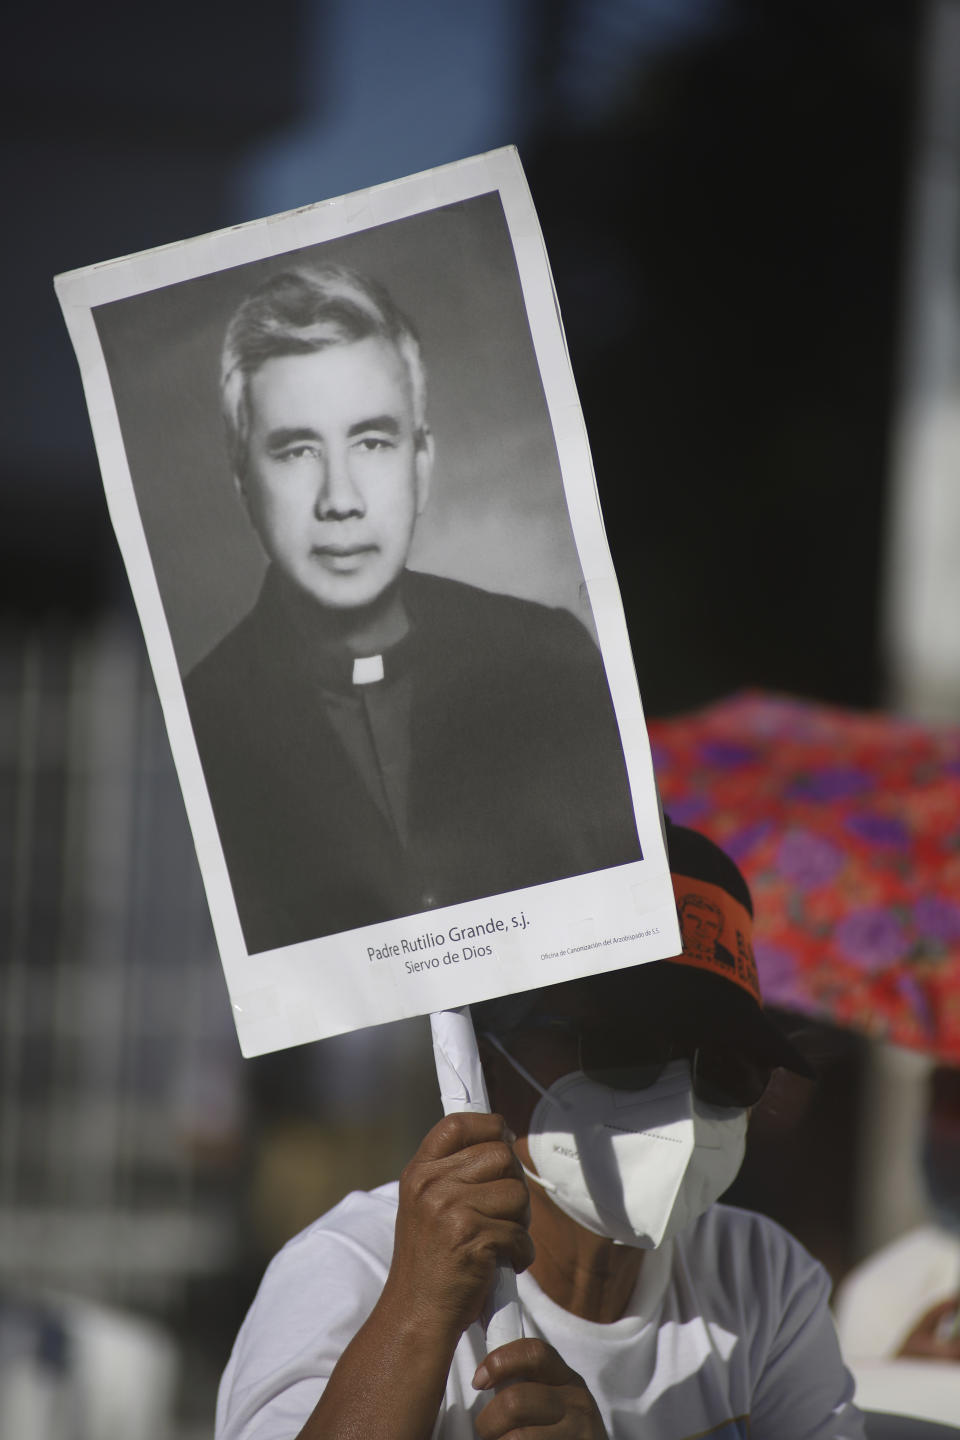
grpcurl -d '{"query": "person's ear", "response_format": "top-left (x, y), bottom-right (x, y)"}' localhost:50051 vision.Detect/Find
top-left (414, 427), bottom-right (434, 515)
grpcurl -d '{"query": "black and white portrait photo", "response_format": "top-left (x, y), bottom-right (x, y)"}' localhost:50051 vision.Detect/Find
top-left (59, 153), bottom-right (677, 1050)
top-left (92, 192), bottom-right (640, 953)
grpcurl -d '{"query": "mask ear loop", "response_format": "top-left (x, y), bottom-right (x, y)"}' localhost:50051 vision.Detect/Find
top-left (481, 1031), bottom-right (564, 1105)
top-left (481, 1031), bottom-right (567, 1196)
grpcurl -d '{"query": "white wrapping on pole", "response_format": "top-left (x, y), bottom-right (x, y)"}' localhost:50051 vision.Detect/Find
top-left (430, 1007), bottom-right (525, 1351)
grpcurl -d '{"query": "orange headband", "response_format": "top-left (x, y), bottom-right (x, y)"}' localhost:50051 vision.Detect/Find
top-left (669, 872), bottom-right (761, 1005)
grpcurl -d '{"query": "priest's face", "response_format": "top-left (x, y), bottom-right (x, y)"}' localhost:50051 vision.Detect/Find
top-left (239, 336), bottom-right (433, 611)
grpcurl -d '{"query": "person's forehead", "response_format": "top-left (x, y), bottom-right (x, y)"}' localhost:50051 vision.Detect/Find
top-left (525, 964), bottom-right (694, 1027)
top-left (247, 334), bottom-right (412, 408)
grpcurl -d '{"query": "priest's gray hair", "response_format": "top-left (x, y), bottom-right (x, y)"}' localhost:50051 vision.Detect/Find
top-left (220, 263), bottom-right (427, 481)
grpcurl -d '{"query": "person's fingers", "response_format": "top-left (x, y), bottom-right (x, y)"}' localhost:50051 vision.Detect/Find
top-left (431, 1212), bottom-right (535, 1277)
top-left (399, 1138), bottom-right (527, 1226)
top-left (472, 1344), bottom-right (606, 1440)
top-left (473, 1380), bottom-right (565, 1439)
top-left (899, 1298), bottom-right (960, 1359)
top-left (389, 1113), bottom-right (534, 1335)
top-left (482, 1218), bottom-right (535, 1275)
top-left (474, 1338), bottom-right (580, 1391)
top-left (400, 1159), bottom-right (527, 1229)
top-left (462, 1174), bottom-right (530, 1222)
top-left (413, 1112), bottom-right (514, 1162)
top-left (439, 1138), bottom-right (525, 1185)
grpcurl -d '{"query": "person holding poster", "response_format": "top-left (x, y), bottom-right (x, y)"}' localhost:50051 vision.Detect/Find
top-left (216, 822), bottom-right (864, 1440)
top-left (184, 263), bottom-right (641, 954)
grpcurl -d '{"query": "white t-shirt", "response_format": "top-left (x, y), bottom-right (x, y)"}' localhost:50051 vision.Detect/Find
top-left (834, 1224), bottom-right (960, 1361)
top-left (216, 1183), bottom-right (863, 1440)
top-left (833, 1224), bottom-right (960, 1427)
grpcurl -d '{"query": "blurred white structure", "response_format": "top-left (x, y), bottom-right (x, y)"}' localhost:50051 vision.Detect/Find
top-left (0, 618), bottom-right (247, 1440)
top-left (0, 1289), bottom-right (178, 1440)
top-left (859, 0), bottom-right (960, 1261)
top-left (0, 619), bottom-right (241, 1308)
top-left (884, 0), bottom-right (960, 723)
top-left (848, 11), bottom-right (960, 1409)
top-left (854, 1043), bottom-right (935, 1260)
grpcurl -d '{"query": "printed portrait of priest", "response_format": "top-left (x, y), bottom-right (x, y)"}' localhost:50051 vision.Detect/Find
top-left (184, 264), bottom-right (641, 953)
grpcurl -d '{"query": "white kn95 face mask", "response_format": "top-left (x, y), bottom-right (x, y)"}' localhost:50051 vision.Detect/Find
top-left (485, 1035), bottom-right (747, 1249)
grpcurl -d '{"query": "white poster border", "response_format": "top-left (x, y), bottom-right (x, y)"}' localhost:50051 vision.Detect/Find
top-left (56, 146), bottom-right (679, 1056)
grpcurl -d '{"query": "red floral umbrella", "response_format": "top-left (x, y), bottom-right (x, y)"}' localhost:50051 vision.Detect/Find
top-left (648, 691), bottom-right (960, 1064)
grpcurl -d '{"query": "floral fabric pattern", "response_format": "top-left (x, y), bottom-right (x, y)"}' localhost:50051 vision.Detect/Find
top-left (648, 691), bottom-right (960, 1063)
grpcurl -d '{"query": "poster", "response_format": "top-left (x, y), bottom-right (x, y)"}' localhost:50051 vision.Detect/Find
top-left (56, 147), bottom-right (680, 1055)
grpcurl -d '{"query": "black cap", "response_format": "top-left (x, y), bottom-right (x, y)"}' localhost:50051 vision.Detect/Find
top-left (473, 818), bottom-right (814, 1080)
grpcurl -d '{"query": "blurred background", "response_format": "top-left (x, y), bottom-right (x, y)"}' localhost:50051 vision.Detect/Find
top-left (3, 0), bottom-right (960, 1433)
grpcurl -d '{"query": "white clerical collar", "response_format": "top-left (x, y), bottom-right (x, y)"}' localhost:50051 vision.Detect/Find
top-left (352, 655), bottom-right (385, 686)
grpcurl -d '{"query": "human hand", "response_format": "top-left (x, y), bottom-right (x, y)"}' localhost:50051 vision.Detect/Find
top-left (898, 1296), bottom-right (960, 1360)
top-left (384, 1113), bottom-right (533, 1341)
top-left (473, 1338), bottom-right (608, 1439)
